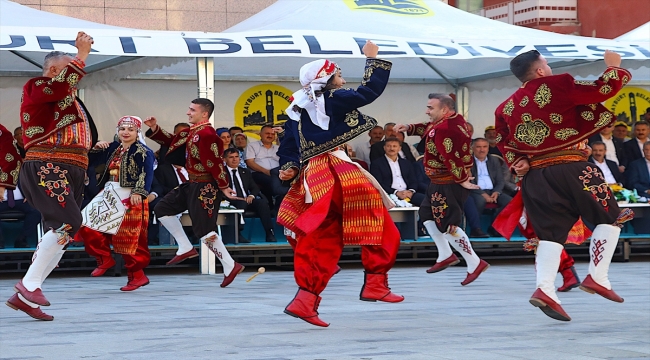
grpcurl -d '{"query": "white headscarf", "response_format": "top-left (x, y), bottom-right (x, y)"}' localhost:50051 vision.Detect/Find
top-left (286, 59), bottom-right (339, 130)
top-left (116, 115), bottom-right (147, 145)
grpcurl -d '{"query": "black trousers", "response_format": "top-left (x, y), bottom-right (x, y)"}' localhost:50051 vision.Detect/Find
top-left (20, 161), bottom-right (85, 236)
top-left (229, 195), bottom-right (273, 233)
top-left (419, 182), bottom-right (469, 233)
top-left (154, 182), bottom-right (223, 239)
top-left (521, 162), bottom-right (619, 244)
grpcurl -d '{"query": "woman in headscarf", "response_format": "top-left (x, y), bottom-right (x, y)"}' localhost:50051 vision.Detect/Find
top-left (277, 41), bottom-right (403, 328)
top-left (75, 116), bottom-right (154, 291)
top-left (216, 127), bottom-right (234, 149)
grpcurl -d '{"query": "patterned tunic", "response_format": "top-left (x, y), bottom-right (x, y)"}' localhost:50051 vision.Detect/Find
top-left (0, 124), bottom-right (22, 189)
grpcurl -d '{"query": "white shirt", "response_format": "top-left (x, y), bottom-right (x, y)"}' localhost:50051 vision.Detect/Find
top-left (593, 158), bottom-right (617, 184)
top-left (475, 157), bottom-right (494, 190)
top-left (227, 166), bottom-right (247, 197)
top-left (173, 166), bottom-right (189, 185)
top-left (386, 155), bottom-right (408, 192)
top-left (600, 136), bottom-right (619, 165)
top-left (646, 158), bottom-right (650, 177)
top-left (637, 138), bottom-right (647, 157)
top-left (354, 141), bottom-right (372, 165)
top-left (245, 140), bottom-right (279, 171)
top-left (11, 187), bottom-right (24, 201)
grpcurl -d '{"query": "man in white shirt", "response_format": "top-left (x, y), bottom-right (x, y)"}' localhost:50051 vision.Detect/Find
top-left (354, 125), bottom-right (383, 165)
top-left (589, 123), bottom-right (627, 172)
top-left (588, 142), bottom-right (623, 185)
top-left (369, 138), bottom-right (425, 206)
top-left (245, 125), bottom-right (289, 207)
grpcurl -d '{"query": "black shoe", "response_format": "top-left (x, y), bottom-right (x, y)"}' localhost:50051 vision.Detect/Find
top-left (265, 230), bottom-right (277, 243)
top-left (469, 228), bottom-right (490, 238)
top-left (238, 234), bottom-right (251, 243)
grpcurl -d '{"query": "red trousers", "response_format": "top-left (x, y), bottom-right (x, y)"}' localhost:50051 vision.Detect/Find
top-left (77, 226), bottom-right (150, 272)
top-left (559, 248), bottom-right (574, 272)
top-left (291, 185), bottom-right (401, 295)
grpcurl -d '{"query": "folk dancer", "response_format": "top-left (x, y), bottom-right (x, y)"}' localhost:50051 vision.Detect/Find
top-left (75, 116), bottom-right (154, 291)
top-left (395, 94), bottom-right (490, 286)
top-left (144, 99), bottom-right (244, 287)
top-left (6, 32), bottom-right (94, 321)
top-left (495, 49), bottom-right (632, 321)
top-left (278, 41), bottom-right (404, 328)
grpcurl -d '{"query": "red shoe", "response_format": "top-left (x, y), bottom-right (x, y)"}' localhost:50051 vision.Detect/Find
top-left (120, 270), bottom-right (150, 291)
top-left (166, 248), bottom-right (199, 266)
top-left (557, 266), bottom-right (581, 292)
top-left (14, 280), bottom-right (50, 306)
top-left (461, 259), bottom-right (490, 286)
top-left (284, 288), bottom-right (329, 327)
top-left (579, 274), bottom-right (624, 303)
top-left (6, 294), bottom-right (54, 321)
top-left (220, 262), bottom-right (245, 288)
top-left (359, 272), bottom-right (404, 303)
top-left (529, 288), bottom-right (571, 321)
top-left (426, 254), bottom-right (460, 273)
top-left (90, 257), bottom-right (116, 277)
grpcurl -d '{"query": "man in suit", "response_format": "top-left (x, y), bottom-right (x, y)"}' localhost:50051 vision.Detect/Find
top-left (469, 138), bottom-right (513, 215)
top-left (626, 141), bottom-right (650, 196)
top-left (224, 148), bottom-right (277, 243)
top-left (589, 141), bottom-right (624, 185)
top-left (370, 137), bottom-right (425, 206)
top-left (0, 180), bottom-right (40, 248)
top-left (152, 161), bottom-right (197, 245)
top-left (623, 121), bottom-right (649, 164)
top-left (589, 122), bottom-right (627, 170)
top-left (369, 123), bottom-right (416, 164)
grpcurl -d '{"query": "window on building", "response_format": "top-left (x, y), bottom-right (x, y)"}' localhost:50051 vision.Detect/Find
top-left (457, 0), bottom-right (484, 12)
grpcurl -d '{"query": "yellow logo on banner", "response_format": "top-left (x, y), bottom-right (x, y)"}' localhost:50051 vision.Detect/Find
top-left (343, 0), bottom-right (433, 17)
top-left (604, 86), bottom-right (650, 126)
top-left (233, 84), bottom-right (293, 139)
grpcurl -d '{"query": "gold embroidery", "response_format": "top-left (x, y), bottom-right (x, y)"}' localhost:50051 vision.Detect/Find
top-left (427, 159), bottom-right (445, 168)
top-left (415, 127), bottom-right (424, 136)
top-left (57, 114), bottom-right (76, 128)
top-left (345, 110), bottom-right (359, 127)
top-left (454, 151), bottom-right (460, 158)
top-left (426, 141), bottom-right (438, 155)
top-left (514, 114), bottom-right (550, 147)
top-left (502, 99), bottom-right (514, 116)
top-left (34, 80), bottom-right (45, 86)
top-left (57, 95), bottom-right (74, 111)
top-left (207, 160), bottom-right (214, 168)
top-left (449, 162), bottom-right (463, 179)
top-left (194, 163), bottom-right (205, 172)
top-left (550, 113), bottom-right (563, 124)
top-left (581, 111), bottom-right (595, 121)
top-left (602, 69), bottom-right (619, 82)
top-left (443, 138), bottom-right (453, 153)
top-left (462, 155), bottom-right (472, 163)
top-left (190, 144), bottom-right (200, 159)
top-left (462, 143), bottom-right (468, 152)
top-left (599, 85), bottom-right (612, 95)
top-left (25, 126), bottom-right (44, 138)
top-left (519, 96), bottom-right (529, 107)
top-left (554, 128), bottom-right (579, 141)
top-left (5, 154), bottom-right (14, 162)
top-left (22, 112), bottom-right (30, 123)
top-left (595, 112), bottom-right (613, 128)
top-left (0, 172), bottom-right (7, 182)
top-left (496, 133), bottom-right (502, 143)
top-left (67, 73), bottom-right (80, 86)
top-left (52, 67), bottom-right (67, 83)
top-left (54, 112), bottom-right (59, 120)
top-left (588, 104), bottom-right (597, 110)
top-left (43, 87), bottom-right (53, 95)
top-left (505, 151), bottom-right (515, 163)
top-left (457, 124), bottom-right (469, 138)
top-left (300, 113), bottom-right (377, 161)
top-left (210, 143), bottom-right (220, 158)
top-left (622, 75), bottom-right (630, 85)
top-left (533, 83), bottom-right (551, 109)
top-left (574, 80), bottom-right (596, 86)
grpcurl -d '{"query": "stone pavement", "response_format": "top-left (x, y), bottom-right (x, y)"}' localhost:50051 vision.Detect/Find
top-left (0, 261), bottom-right (648, 360)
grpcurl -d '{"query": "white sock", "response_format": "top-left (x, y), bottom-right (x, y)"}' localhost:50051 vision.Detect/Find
top-left (446, 228), bottom-right (481, 273)
top-left (423, 220), bottom-right (453, 262)
top-left (202, 231), bottom-right (235, 276)
top-left (158, 215), bottom-right (194, 255)
top-left (536, 240), bottom-right (563, 304)
top-left (17, 293), bottom-right (38, 308)
top-left (23, 231), bottom-right (65, 292)
top-left (42, 250), bottom-right (65, 281)
top-left (589, 224), bottom-right (621, 290)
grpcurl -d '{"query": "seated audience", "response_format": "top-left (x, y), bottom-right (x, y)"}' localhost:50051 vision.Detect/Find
top-left (613, 121), bottom-right (631, 142)
top-left (224, 148), bottom-right (277, 243)
top-left (588, 122), bottom-right (627, 170)
top-left (245, 125), bottom-right (289, 207)
top-left (13, 127), bottom-right (26, 158)
top-left (492, 154), bottom-right (518, 197)
top-left (625, 141), bottom-right (650, 196)
top-left (233, 132), bottom-right (248, 168)
top-left (369, 122), bottom-right (416, 163)
top-left (484, 125), bottom-right (503, 157)
top-left (623, 121), bottom-right (649, 163)
top-left (229, 126), bottom-right (244, 137)
top-left (370, 137), bottom-right (425, 206)
top-left (0, 181), bottom-right (40, 248)
top-left (354, 125), bottom-right (384, 165)
top-left (217, 127), bottom-right (235, 149)
top-left (469, 138), bottom-right (513, 215)
top-left (589, 141), bottom-right (624, 185)
top-left (396, 131), bottom-right (420, 160)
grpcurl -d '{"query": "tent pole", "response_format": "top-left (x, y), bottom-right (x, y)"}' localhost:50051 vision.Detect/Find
top-left (10, 51), bottom-right (43, 69)
top-left (196, 57), bottom-right (215, 125)
top-left (420, 58), bottom-right (458, 91)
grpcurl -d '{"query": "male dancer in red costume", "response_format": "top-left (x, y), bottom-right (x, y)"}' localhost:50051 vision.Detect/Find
top-left (5, 33), bottom-right (93, 321)
top-left (495, 49), bottom-right (632, 321)
top-left (395, 95), bottom-right (490, 285)
top-left (278, 41), bottom-right (403, 328)
top-left (144, 99), bottom-right (244, 287)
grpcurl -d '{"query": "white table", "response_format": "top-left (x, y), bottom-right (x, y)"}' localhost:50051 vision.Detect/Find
top-left (388, 207), bottom-right (419, 240)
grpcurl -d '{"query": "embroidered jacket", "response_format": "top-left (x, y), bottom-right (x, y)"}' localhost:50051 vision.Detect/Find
top-left (278, 59), bottom-right (392, 170)
top-left (405, 113), bottom-right (473, 184)
top-left (91, 141), bottom-right (154, 197)
top-left (146, 122), bottom-right (229, 189)
top-left (0, 124), bottom-right (22, 189)
top-left (495, 67), bottom-right (632, 168)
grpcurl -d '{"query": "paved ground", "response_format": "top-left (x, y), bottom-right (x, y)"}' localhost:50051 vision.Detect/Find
top-left (0, 260), bottom-right (648, 360)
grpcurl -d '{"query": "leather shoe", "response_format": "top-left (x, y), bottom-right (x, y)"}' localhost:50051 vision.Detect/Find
top-left (220, 262), bottom-right (245, 288)
top-left (120, 270), bottom-right (150, 291)
top-left (238, 234), bottom-right (251, 243)
top-left (469, 228), bottom-right (490, 238)
top-left (6, 294), bottom-right (53, 321)
top-left (529, 288), bottom-right (571, 321)
top-left (90, 257), bottom-right (116, 277)
top-left (14, 280), bottom-right (50, 306)
top-left (166, 248), bottom-right (199, 265)
top-left (426, 254), bottom-right (460, 273)
top-left (461, 259), bottom-right (490, 286)
top-left (579, 274), bottom-right (624, 303)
